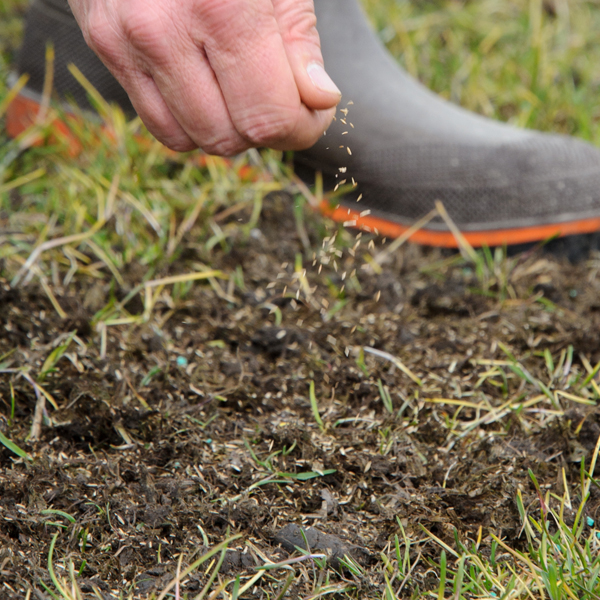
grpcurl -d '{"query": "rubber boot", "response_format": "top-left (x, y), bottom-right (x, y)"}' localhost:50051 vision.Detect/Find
top-left (294, 0), bottom-right (600, 248)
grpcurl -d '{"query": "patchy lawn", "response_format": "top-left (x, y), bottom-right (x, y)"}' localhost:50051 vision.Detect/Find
top-left (2, 0), bottom-right (600, 598)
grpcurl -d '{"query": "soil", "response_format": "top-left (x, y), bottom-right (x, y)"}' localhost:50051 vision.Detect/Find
top-left (2, 192), bottom-right (600, 599)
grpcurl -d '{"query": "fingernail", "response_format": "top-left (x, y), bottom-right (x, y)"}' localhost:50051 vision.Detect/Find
top-left (307, 62), bottom-right (341, 95)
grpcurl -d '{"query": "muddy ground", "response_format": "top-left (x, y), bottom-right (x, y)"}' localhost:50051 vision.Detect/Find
top-left (2, 192), bottom-right (600, 598)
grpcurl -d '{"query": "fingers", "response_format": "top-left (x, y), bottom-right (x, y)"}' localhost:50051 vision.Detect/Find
top-left (119, 6), bottom-right (251, 154)
top-left (122, 72), bottom-right (197, 152)
top-left (81, 3), bottom-right (251, 154)
top-left (201, 0), bottom-right (339, 150)
top-left (70, 0), bottom-right (339, 154)
top-left (72, 1), bottom-right (196, 150)
top-left (273, 0), bottom-right (341, 111)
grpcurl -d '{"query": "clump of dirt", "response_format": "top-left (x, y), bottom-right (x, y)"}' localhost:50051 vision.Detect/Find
top-left (2, 196), bottom-right (600, 598)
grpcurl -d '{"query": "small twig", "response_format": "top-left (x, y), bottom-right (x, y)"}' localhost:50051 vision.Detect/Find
top-left (362, 346), bottom-right (422, 386)
top-left (175, 553), bottom-right (183, 600)
top-left (1, 371), bottom-right (59, 441)
top-left (397, 550), bottom-right (423, 596)
top-left (435, 200), bottom-right (479, 263)
top-left (27, 375), bottom-right (46, 441)
top-left (123, 373), bottom-right (150, 410)
top-left (167, 187), bottom-right (210, 258)
top-left (373, 208), bottom-right (439, 266)
top-left (292, 174), bottom-right (320, 209)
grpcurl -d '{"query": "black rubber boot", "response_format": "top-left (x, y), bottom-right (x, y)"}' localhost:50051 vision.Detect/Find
top-left (295, 0), bottom-right (600, 248)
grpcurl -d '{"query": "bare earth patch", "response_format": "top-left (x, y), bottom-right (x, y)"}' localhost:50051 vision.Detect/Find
top-left (2, 193), bottom-right (600, 598)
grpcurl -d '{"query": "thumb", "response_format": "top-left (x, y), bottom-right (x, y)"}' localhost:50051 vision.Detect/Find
top-left (275, 0), bottom-right (342, 111)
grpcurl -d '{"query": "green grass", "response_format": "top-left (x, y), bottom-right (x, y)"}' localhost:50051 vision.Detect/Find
top-left (3, 0), bottom-right (600, 598)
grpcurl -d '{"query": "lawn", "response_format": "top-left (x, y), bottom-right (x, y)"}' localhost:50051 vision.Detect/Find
top-left (2, 0), bottom-right (600, 599)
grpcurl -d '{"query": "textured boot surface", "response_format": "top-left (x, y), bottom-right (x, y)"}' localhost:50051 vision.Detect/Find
top-left (296, 0), bottom-right (600, 245)
top-left (16, 0), bottom-right (133, 113)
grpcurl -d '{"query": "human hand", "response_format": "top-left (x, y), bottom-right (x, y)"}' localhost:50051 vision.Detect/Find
top-left (67, 0), bottom-right (341, 154)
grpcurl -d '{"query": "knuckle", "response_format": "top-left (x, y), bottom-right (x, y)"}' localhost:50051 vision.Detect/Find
top-left (240, 110), bottom-right (297, 147)
top-left (197, 0), bottom-right (270, 45)
top-left (155, 132), bottom-right (197, 153)
top-left (120, 11), bottom-right (164, 47)
top-left (171, 141), bottom-right (198, 153)
top-left (279, 7), bottom-right (318, 44)
top-left (202, 137), bottom-right (248, 157)
top-left (166, 138), bottom-right (198, 153)
top-left (198, 0), bottom-right (245, 23)
top-left (85, 16), bottom-right (117, 58)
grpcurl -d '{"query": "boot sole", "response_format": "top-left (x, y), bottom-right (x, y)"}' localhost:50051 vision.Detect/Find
top-left (322, 198), bottom-right (600, 248)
